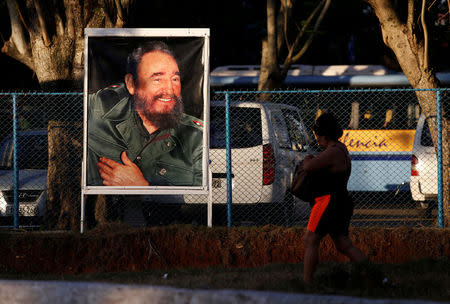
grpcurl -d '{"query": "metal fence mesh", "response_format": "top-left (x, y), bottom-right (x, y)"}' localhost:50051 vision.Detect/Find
top-left (0, 88), bottom-right (446, 230)
top-left (189, 88), bottom-right (447, 228)
top-left (0, 93), bottom-right (83, 229)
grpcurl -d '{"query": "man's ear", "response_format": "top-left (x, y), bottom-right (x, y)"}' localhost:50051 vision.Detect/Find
top-left (125, 74), bottom-right (136, 95)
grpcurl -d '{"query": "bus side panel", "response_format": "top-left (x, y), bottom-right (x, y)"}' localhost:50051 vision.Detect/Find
top-left (343, 130), bottom-right (415, 193)
top-left (348, 153), bottom-right (412, 192)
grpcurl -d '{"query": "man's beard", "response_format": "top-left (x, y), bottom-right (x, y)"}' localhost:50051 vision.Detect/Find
top-left (134, 92), bottom-right (184, 130)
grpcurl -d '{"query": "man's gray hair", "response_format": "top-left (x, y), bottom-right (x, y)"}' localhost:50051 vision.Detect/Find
top-left (126, 41), bottom-right (177, 83)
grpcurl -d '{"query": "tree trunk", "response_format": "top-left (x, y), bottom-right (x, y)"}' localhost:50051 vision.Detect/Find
top-left (367, 0), bottom-right (449, 225)
top-left (45, 121), bottom-right (82, 230)
top-left (258, 0), bottom-right (282, 92)
top-left (2, 0), bottom-right (133, 230)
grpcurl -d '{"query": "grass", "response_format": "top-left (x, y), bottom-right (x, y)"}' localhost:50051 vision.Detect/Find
top-left (1, 257), bottom-right (449, 301)
top-left (0, 225), bottom-right (448, 301)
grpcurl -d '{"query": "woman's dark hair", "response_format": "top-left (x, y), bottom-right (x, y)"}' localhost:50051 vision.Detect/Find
top-left (126, 41), bottom-right (177, 84)
top-left (313, 112), bottom-right (343, 141)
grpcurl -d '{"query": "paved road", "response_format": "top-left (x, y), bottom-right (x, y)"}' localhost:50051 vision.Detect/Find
top-left (0, 280), bottom-right (448, 304)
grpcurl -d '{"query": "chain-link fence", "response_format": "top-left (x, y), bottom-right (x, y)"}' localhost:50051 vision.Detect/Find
top-left (0, 88), bottom-right (447, 230)
top-left (0, 92), bottom-right (82, 230)
top-left (198, 88), bottom-right (448, 228)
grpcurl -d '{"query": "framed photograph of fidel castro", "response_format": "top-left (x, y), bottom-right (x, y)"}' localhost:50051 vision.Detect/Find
top-left (82, 28), bottom-right (210, 195)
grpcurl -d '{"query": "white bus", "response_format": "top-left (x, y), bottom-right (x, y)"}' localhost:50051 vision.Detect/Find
top-left (210, 65), bottom-right (449, 200)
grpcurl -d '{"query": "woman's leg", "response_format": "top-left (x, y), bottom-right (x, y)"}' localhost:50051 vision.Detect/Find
top-left (304, 195), bottom-right (331, 282)
top-left (332, 234), bottom-right (366, 262)
top-left (303, 229), bottom-right (322, 282)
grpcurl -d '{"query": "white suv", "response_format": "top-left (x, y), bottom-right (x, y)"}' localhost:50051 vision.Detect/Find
top-left (184, 101), bottom-right (316, 209)
top-left (410, 114), bottom-right (437, 208)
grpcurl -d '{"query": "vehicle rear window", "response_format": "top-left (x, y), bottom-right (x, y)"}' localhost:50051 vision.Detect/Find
top-left (270, 111), bottom-right (291, 149)
top-left (0, 134), bottom-right (48, 169)
top-left (210, 107), bottom-right (262, 148)
top-left (420, 120), bottom-right (433, 147)
top-left (281, 108), bottom-right (315, 151)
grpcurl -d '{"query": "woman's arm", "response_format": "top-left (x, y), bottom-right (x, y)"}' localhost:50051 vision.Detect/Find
top-left (302, 147), bottom-right (338, 172)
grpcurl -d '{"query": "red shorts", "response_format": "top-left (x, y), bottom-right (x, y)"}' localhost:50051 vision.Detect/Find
top-left (307, 194), bottom-right (353, 238)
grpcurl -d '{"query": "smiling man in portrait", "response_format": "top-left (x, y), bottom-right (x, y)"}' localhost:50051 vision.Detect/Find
top-left (87, 41), bottom-right (203, 187)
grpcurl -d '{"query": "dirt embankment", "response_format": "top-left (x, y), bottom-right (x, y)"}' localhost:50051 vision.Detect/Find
top-left (0, 225), bottom-right (448, 274)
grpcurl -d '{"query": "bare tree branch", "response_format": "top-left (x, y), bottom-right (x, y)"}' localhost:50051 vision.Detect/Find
top-left (427, 0), bottom-right (437, 10)
top-left (291, 0), bottom-right (331, 63)
top-left (285, 0), bottom-right (324, 64)
top-left (66, 1), bottom-right (75, 38)
top-left (283, 1), bottom-right (289, 48)
top-left (259, 0), bottom-right (332, 90)
top-left (280, 0), bottom-right (293, 52)
top-left (34, 0), bottom-right (51, 47)
top-left (1, 40), bottom-right (34, 70)
top-left (54, 6), bottom-right (65, 37)
top-left (407, 0), bottom-right (415, 34)
top-left (16, 1), bottom-right (31, 33)
top-left (267, 0), bottom-right (277, 66)
top-left (421, 0), bottom-right (429, 70)
top-left (115, 0), bottom-right (125, 27)
top-left (5, 0), bottom-right (29, 55)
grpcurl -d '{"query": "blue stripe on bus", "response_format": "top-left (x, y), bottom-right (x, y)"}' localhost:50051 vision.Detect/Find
top-left (351, 155), bottom-right (411, 161)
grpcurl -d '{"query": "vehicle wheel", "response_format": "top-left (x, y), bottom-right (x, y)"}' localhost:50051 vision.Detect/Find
top-left (416, 200), bottom-right (435, 219)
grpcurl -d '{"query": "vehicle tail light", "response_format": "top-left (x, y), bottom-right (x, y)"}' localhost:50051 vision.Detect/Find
top-left (411, 155), bottom-right (419, 176)
top-left (263, 144), bottom-right (275, 185)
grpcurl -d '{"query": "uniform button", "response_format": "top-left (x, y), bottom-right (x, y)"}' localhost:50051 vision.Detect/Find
top-left (159, 168), bottom-right (167, 175)
top-left (136, 156), bottom-right (142, 160)
top-left (167, 141), bottom-right (171, 147)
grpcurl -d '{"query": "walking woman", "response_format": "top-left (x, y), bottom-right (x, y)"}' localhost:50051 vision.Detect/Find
top-left (302, 112), bottom-right (366, 283)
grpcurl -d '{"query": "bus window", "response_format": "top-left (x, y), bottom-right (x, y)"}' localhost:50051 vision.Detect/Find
top-left (415, 105), bottom-right (420, 121)
top-left (407, 104), bottom-right (415, 128)
top-left (359, 110), bottom-right (376, 129)
top-left (348, 102), bottom-right (359, 129)
top-left (383, 109), bottom-right (394, 128)
top-left (407, 104), bottom-right (421, 128)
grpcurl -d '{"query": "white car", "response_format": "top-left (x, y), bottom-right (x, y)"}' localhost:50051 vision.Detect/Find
top-left (0, 129), bottom-right (47, 218)
top-left (410, 114), bottom-right (437, 208)
top-left (183, 101), bottom-right (316, 213)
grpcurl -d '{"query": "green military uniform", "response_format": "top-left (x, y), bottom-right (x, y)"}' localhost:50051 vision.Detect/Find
top-left (87, 83), bottom-right (203, 186)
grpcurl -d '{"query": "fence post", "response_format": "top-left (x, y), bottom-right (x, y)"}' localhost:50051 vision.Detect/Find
top-left (12, 94), bottom-right (19, 228)
top-left (80, 193), bottom-right (85, 233)
top-left (207, 162), bottom-right (213, 227)
top-left (436, 90), bottom-right (444, 227)
top-left (225, 92), bottom-right (232, 227)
